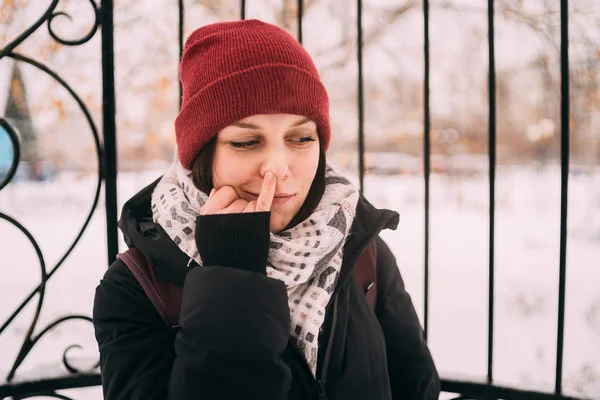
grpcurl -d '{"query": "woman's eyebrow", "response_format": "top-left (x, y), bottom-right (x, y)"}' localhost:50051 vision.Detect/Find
top-left (231, 117), bottom-right (313, 130)
top-left (231, 121), bottom-right (261, 130)
top-left (290, 117), bottom-right (312, 127)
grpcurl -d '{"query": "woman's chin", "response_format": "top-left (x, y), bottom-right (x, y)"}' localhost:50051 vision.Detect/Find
top-left (269, 214), bottom-right (292, 233)
top-left (270, 222), bottom-right (286, 234)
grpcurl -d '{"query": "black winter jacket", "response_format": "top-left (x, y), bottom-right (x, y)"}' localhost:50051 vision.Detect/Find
top-left (93, 181), bottom-right (440, 399)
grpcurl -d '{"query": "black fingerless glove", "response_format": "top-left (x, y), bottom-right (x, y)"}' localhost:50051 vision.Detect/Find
top-left (195, 212), bottom-right (271, 274)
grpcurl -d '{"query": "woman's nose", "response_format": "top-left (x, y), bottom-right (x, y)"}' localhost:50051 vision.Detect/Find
top-left (260, 149), bottom-right (290, 181)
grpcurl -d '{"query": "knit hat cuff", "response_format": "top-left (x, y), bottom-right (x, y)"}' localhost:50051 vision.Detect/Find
top-left (175, 63), bottom-right (330, 169)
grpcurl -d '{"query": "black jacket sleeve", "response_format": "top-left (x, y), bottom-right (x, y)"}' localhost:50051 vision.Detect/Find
top-left (169, 266), bottom-right (292, 399)
top-left (374, 237), bottom-right (441, 400)
top-left (93, 261), bottom-right (292, 399)
top-left (93, 260), bottom-right (175, 400)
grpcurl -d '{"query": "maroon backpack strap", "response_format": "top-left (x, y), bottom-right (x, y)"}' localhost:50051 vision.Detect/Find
top-left (117, 248), bottom-right (182, 330)
top-left (352, 239), bottom-right (378, 310)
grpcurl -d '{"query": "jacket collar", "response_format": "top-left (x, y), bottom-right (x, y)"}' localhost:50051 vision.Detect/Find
top-left (119, 176), bottom-right (192, 286)
top-left (336, 195), bottom-right (399, 288)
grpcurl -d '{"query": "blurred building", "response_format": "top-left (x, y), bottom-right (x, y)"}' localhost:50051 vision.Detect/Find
top-left (0, 61), bottom-right (47, 181)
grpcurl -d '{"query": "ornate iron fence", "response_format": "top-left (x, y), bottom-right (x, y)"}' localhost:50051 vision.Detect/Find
top-left (0, 0), bottom-right (111, 398)
top-left (0, 0), bottom-right (587, 399)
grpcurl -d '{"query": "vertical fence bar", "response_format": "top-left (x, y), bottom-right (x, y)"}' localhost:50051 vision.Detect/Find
top-left (241, 0), bottom-right (246, 20)
top-left (556, 0), bottom-right (570, 394)
top-left (356, 0), bottom-right (365, 193)
top-left (297, 0), bottom-right (303, 44)
top-left (179, 0), bottom-right (184, 110)
top-left (101, 0), bottom-right (118, 264)
top-left (422, 0), bottom-right (431, 340)
top-left (487, 0), bottom-right (497, 383)
top-left (297, 0), bottom-right (304, 44)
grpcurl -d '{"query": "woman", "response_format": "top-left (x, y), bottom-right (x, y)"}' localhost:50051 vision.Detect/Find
top-left (93, 19), bottom-right (440, 400)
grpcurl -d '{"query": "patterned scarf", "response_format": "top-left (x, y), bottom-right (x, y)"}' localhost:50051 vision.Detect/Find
top-left (151, 158), bottom-right (359, 374)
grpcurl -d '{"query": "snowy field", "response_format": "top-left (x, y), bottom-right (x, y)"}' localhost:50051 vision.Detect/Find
top-left (0, 166), bottom-right (599, 399)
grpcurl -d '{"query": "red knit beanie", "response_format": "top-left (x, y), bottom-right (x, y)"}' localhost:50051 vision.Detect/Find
top-left (175, 19), bottom-right (331, 169)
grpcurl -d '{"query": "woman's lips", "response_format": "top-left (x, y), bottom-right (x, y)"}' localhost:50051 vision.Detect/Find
top-left (244, 190), bottom-right (295, 205)
top-left (271, 195), bottom-right (294, 205)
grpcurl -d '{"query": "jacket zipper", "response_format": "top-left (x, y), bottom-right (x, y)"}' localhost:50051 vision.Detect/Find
top-left (319, 294), bottom-right (339, 386)
top-left (294, 293), bottom-right (340, 399)
top-left (318, 239), bottom-right (375, 385)
top-left (315, 380), bottom-right (327, 399)
top-left (291, 239), bottom-right (376, 398)
top-left (288, 338), bottom-right (328, 399)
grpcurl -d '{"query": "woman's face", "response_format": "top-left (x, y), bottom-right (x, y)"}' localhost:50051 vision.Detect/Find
top-left (213, 114), bottom-right (320, 233)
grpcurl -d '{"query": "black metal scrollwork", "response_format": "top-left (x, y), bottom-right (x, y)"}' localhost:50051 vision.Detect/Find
top-left (0, 1), bottom-right (103, 397)
top-left (47, 0), bottom-right (100, 46)
top-left (18, 394), bottom-right (76, 400)
top-left (0, 1), bottom-right (59, 59)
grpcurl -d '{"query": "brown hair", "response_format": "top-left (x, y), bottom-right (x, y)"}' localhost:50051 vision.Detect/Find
top-left (191, 138), bottom-right (326, 230)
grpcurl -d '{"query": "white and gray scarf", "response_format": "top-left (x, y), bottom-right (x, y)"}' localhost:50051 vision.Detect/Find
top-left (151, 157), bottom-right (359, 374)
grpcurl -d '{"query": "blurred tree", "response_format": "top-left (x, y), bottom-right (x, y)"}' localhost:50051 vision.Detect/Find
top-left (0, 0), bottom-right (597, 167)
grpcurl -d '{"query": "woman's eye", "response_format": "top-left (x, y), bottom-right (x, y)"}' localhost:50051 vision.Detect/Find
top-left (294, 137), bottom-right (316, 144)
top-left (230, 140), bottom-right (259, 149)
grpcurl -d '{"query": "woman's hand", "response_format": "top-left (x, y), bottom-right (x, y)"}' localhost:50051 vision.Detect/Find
top-left (200, 171), bottom-right (275, 215)
top-left (195, 172), bottom-right (274, 273)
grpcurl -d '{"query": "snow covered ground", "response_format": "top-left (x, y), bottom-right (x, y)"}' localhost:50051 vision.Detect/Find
top-left (0, 166), bottom-right (599, 399)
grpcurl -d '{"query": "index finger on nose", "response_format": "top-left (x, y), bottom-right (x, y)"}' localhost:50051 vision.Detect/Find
top-left (255, 171), bottom-right (276, 212)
